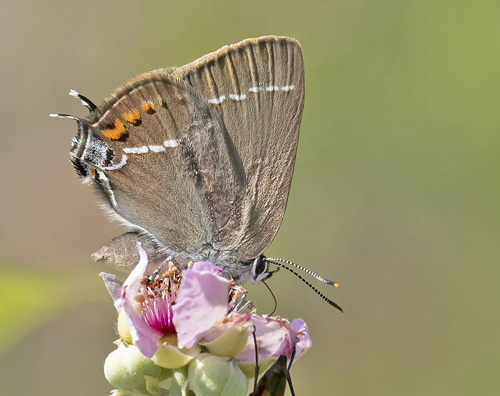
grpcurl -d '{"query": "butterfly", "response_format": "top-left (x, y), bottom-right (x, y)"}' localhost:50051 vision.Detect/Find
top-left (52, 36), bottom-right (341, 311)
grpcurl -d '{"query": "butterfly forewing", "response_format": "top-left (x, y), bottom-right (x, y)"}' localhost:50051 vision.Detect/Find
top-left (175, 36), bottom-right (305, 261)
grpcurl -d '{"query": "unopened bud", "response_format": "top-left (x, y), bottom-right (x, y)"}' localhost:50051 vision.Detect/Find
top-left (188, 353), bottom-right (247, 396)
top-left (104, 343), bottom-right (161, 393)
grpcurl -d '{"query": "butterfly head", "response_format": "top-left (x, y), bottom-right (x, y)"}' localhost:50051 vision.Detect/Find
top-left (250, 255), bottom-right (280, 283)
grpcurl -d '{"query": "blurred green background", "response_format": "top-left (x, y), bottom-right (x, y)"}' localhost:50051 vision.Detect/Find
top-left (1, 0), bottom-right (499, 395)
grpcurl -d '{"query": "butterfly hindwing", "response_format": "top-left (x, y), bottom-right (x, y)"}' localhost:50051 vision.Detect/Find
top-left (71, 72), bottom-right (246, 265)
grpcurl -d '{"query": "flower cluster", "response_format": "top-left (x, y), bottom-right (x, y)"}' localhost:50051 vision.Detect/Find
top-left (101, 243), bottom-right (311, 396)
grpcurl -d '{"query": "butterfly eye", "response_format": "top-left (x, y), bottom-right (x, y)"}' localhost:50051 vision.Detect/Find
top-left (251, 255), bottom-right (269, 282)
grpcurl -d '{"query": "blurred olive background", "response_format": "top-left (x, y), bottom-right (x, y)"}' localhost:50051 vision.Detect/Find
top-left (1, 0), bottom-right (499, 395)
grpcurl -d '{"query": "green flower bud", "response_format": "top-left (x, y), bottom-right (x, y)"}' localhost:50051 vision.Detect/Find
top-left (117, 309), bottom-right (133, 344)
top-left (104, 343), bottom-right (162, 393)
top-left (188, 353), bottom-right (248, 396)
top-left (152, 335), bottom-right (201, 369)
top-left (201, 322), bottom-right (251, 357)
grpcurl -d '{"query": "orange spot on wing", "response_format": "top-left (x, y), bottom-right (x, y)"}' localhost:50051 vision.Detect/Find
top-left (101, 118), bottom-right (127, 140)
top-left (141, 101), bottom-right (156, 114)
top-left (121, 108), bottom-right (141, 125)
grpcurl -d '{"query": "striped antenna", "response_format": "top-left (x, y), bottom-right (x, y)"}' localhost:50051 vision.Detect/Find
top-left (266, 257), bottom-right (339, 287)
top-left (265, 259), bottom-right (343, 313)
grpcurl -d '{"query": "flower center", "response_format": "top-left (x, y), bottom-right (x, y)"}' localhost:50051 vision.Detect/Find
top-left (138, 269), bottom-right (182, 335)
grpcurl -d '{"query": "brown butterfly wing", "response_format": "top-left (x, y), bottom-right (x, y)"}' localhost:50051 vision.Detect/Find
top-left (174, 36), bottom-right (305, 261)
top-left (71, 71), bottom-right (245, 263)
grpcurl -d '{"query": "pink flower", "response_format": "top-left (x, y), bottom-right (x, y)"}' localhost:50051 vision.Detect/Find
top-left (100, 244), bottom-right (235, 359)
top-left (172, 261), bottom-right (231, 349)
top-left (101, 244), bottom-right (168, 357)
top-left (100, 243), bottom-right (311, 365)
top-left (235, 315), bottom-right (311, 363)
